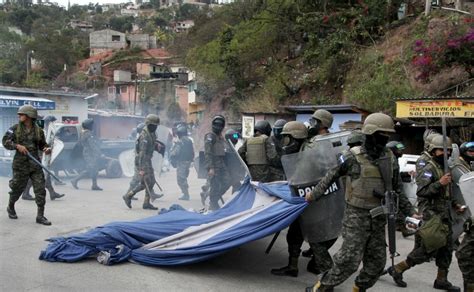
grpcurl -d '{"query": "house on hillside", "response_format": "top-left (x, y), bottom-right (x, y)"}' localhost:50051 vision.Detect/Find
top-left (89, 29), bottom-right (127, 56)
top-left (69, 20), bottom-right (94, 32)
top-left (89, 29), bottom-right (157, 56)
top-left (173, 20), bottom-right (195, 33)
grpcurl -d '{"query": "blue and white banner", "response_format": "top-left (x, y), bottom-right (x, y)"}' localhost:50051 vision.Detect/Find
top-left (0, 95), bottom-right (55, 110)
top-left (39, 180), bottom-right (307, 266)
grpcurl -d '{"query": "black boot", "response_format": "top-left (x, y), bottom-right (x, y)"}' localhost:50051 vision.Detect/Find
top-left (387, 263), bottom-right (409, 288)
top-left (122, 193), bottom-right (133, 209)
top-left (433, 269), bottom-right (461, 292)
top-left (307, 256), bottom-right (322, 275)
top-left (302, 248), bottom-right (313, 258)
top-left (143, 202), bottom-right (158, 210)
top-left (271, 256), bottom-right (299, 277)
top-left (150, 191), bottom-right (164, 202)
top-left (50, 192), bottom-right (65, 200)
top-left (36, 207), bottom-right (51, 226)
top-left (209, 200), bottom-right (220, 211)
top-left (7, 203), bottom-right (17, 219)
top-left (22, 193), bottom-right (35, 200)
top-left (91, 185), bottom-right (103, 191)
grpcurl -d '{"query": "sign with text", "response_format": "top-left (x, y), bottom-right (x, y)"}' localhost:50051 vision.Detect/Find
top-left (0, 95), bottom-right (55, 110)
top-left (396, 99), bottom-right (474, 118)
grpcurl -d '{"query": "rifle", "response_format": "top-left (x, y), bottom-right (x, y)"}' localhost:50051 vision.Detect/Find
top-left (370, 155), bottom-right (399, 270)
top-left (26, 152), bottom-right (64, 184)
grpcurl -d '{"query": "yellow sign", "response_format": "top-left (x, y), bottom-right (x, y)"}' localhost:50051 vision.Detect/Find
top-left (396, 100), bottom-right (474, 118)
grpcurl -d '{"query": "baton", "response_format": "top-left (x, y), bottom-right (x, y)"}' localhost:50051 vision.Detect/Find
top-left (144, 179), bottom-right (153, 195)
top-left (265, 231), bottom-right (280, 254)
top-left (154, 179), bottom-right (164, 192)
top-left (26, 152), bottom-right (64, 184)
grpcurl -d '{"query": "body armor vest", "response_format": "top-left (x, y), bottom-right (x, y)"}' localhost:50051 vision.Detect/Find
top-left (212, 136), bottom-right (226, 157)
top-left (345, 146), bottom-right (384, 209)
top-left (246, 135), bottom-right (268, 165)
top-left (180, 136), bottom-right (194, 161)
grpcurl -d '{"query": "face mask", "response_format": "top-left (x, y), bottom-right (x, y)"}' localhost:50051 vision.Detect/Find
top-left (365, 134), bottom-right (387, 159)
top-left (434, 154), bottom-right (445, 167)
top-left (147, 124), bottom-right (157, 133)
top-left (282, 137), bottom-right (301, 154)
top-left (273, 128), bottom-right (283, 139)
top-left (212, 125), bottom-right (223, 134)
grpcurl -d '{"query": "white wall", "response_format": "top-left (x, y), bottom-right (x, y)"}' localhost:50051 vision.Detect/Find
top-left (38, 96), bottom-right (88, 124)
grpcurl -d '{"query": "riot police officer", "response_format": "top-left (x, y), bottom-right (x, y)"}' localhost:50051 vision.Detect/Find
top-left (238, 120), bottom-right (279, 182)
top-left (306, 113), bottom-right (415, 292)
top-left (388, 134), bottom-right (462, 292)
top-left (122, 114), bottom-right (162, 210)
top-left (3, 105), bottom-right (52, 225)
top-left (205, 115), bottom-right (231, 210)
top-left (416, 130), bottom-right (438, 173)
top-left (71, 118), bottom-right (103, 191)
top-left (225, 128), bottom-right (243, 193)
top-left (169, 124), bottom-right (194, 200)
top-left (386, 141), bottom-right (405, 158)
top-left (270, 119), bottom-right (287, 181)
top-left (271, 121), bottom-right (311, 278)
top-left (307, 109), bottom-right (333, 140)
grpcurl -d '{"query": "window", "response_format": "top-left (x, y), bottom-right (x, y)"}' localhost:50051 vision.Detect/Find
top-left (121, 86), bottom-right (128, 93)
top-left (112, 35), bottom-right (121, 42)
top-left (108, 86), bottom-right (116, 94)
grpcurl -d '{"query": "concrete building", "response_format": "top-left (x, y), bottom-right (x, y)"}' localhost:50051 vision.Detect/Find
top-left (127, 34), bottom-right (157, 50)
top-left (174, 20), bottom-right (195, 33)
top-left (89, 29), bottom-right (126, 56)
top-left (69, 20), bottom-right (94, 32)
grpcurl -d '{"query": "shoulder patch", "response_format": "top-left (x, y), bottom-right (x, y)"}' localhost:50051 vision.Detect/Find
top-left (205, 133), bottom-right (216, 143)
top-left (423, 171), bottom-right (432, 178)
top-left (418, 160), bottom-right (426, 166)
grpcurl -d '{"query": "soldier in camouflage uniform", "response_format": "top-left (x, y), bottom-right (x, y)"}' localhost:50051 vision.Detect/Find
top-left (22, 115), bottom-right (65, 201)
top-left (416, 130), bottom-right (438, 174)
top-left (3, 105), bottom-right (52, 225)
top-left (388, 134), bottom-right (462, 292)
top-left (238, 120), bottom-right (279, 182)
top-left (169, 124), bottom-right (195, 201)
top-left (71, 119), bottom-right (103, 191)
top-left (269, 119), bottom-right (287, 181)
top-left (457, 216), bottom-right (474, 292)
top-left (306, 113), bottom-right (416, 292)
top-left (347, 130), bottom-right (365, 148)
top-left (122, 114), bottom-right (162, 210)
top-left (205, 115), bottom-right (231, 210)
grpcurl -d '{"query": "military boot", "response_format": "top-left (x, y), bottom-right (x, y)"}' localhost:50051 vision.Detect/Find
top-left (307, 256), bottom-right (322, 275)
top-left (149, 190), bottom-right (164, 202)
top-left (302, 248), bottom-right (313, 258)
top-left (305, 281), bottom-right (334, 292)
top-left (22, 193), bottom-right (35, 201)
top-left (433, 269), bottom-right (460, 292)
top-left (387, 261), bottom-right (411, 288)
top-left (271, 245), bottom-right (300, 277)
top-left (91, 178), bottom-right (103, 191)
top-left (36, 207), bottom-right (52, 226)
top-left (50, 192), bottom-right (65, 200)
top-left (71, 178), bottom-right (79, 189)
top-left (122, 192), bottom-right (133, 209)
top-left (179, 190), bottom-right (190, 201)
top-left (7, 203), bottom-right (17, 219)
top-left (143, 202), bottom-right (158, 210)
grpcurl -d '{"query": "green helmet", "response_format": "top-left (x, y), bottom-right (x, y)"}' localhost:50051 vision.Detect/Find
top-left (428, 134), bottom-right (452, 152)
top-left (312, 109), bottom-right (333, 129)
top-left (281, 121), bottom-right (308, 139)
top-left (347, 131), bottom-right (365, 146)
top-left (145, 114), bottom-right (160, 126)
top-left (17, 104), bottom-right (38, 119)
top-left (361, 113), bottom-right (395, 135)
top-left (82, 118), bottom-right (94, 130)
top-left (424, 132), bottom-right (438, 151)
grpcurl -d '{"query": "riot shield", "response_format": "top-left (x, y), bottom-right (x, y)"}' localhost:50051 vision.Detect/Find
top-left (194, 151), bottom-right (207, 179)
top-left (156, 125), bottom-right (173, 149)
top-left (459, 172), bottom-right (474, 211)
top-left (281, 131), bottom-right (350, 243)
top-left (152, 153), bottom-right (164, 177)
top-left (119, 149), bottom-right (135, 178)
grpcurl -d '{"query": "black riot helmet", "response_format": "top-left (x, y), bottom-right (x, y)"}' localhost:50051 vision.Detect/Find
top-left (254, 120), bottom-right (272, 136)
top-left (211, 115), bottom-right (225, 134)
top-left (272, 119), bottom-right (287, 139)
top-left (460, 141), bottom-right (474, 162)
top-left (386, 141), bottom-right (405, 158)
top-left (82, 118), bottom-right (94, 130)
top-left (225, 129), bottom-right (240, 145)
top-left (176, 124), bottom-right (188, 137)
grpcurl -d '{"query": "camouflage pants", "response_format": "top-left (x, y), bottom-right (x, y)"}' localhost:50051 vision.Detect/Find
top-left (321, 204), bottom-right (386, 289)
top-left (456, 231), bottom-right (474, 283)
top-left (209, 167), bottom-right (231, 206)
top-left (9, 164), bottom-right (46, 208)
top-left (176, 161), bottom-right (191, 196)
top-left (126, 167), bottom-right (155, 204)
top-left (406, 229), bottom-right (453, 270)
top-left (248, 165), bottom-right (271, 183)
top-left (286, 217), bottom-right (335, 272)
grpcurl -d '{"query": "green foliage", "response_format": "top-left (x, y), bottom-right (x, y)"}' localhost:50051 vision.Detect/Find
top-left (24, 72), bottom-right (49, 88)
top-left (344, 51), bottom-right (418, 113)
top-left (109, 16), bottom-right (134, 33)
top-left (0, 26), bottom-right (27, 84)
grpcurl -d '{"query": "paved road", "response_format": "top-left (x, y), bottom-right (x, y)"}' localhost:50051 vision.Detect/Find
top-left (0, 168), bottom-right (464, 292)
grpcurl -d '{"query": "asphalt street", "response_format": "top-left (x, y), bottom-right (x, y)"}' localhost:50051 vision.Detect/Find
top-left (0, 168), bottom-right (464, 292)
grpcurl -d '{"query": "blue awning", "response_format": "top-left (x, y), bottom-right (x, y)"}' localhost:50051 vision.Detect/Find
top-left (0, 95), bottom-right (55, 110)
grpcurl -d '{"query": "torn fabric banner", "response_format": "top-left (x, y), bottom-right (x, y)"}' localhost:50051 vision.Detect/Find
top-left (39, 181), bottom-right (307, 266)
